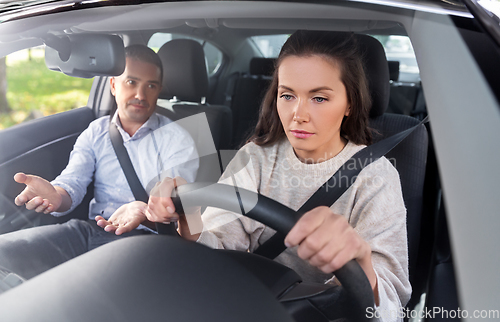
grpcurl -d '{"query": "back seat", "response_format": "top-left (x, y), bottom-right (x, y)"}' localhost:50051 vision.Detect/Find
top-left (155, 39), bottom-right (234, 183)
top-left (229, 57), bottom-right (275, 148)
top-left (156, 39), bottom-right (233, 151)
top-left (387, 60), bottom-right (426, 119)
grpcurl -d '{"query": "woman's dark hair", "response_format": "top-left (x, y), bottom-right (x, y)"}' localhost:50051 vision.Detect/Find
top-left (124, 44), bottom-right (163, 83)
top-left (248, 30), bottom-right (372, 146)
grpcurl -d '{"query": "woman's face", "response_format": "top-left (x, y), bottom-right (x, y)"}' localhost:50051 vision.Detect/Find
top-left (277, 55), bottom-right (350, 163)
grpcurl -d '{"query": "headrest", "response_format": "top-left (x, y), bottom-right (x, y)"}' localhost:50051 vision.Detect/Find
top-left (249, 57), bottom-right (275, 76)
top-left (157, 39), bottom-right (208, 103)
top-left (388, 60), bottom-right (400, 82)
top-left (355, 34), bottom-right (390, 117)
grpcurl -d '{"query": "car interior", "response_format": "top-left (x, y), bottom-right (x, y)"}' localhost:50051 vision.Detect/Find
top-left (1, 0), bottom-right (497, 320)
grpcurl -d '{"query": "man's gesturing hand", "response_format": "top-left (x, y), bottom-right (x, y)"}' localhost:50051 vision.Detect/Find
top-left (14, 172), bottom-right (65, 214)
top-left (96, 201), bottom-right (147, 235)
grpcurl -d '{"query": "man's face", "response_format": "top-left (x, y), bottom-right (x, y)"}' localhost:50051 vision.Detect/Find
top-left (110, 57), bottom-right (162, 127)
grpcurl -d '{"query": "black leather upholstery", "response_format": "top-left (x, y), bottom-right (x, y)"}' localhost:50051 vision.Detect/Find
top-left (230, 58), bottom-right (275, 148)
top-left (154, 103), bottom-right (232, 151)
top-left (370, 114), bottom-right (428, 276)
top-left (157, 39), bottom-right (209, 103)
top-left (388, 60), bottom-right (400, 82)
top-left (356, 34), bottom-right (391, 118)
top-left (250, 57), bottom-right (275, 76)
top-left (425, 208), bottom-right (461, 321)
top-left (156, 39), bottom-right (233, 150)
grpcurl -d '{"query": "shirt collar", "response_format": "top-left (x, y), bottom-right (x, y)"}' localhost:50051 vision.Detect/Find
top-left (111, 111), bottom-right (161, 141)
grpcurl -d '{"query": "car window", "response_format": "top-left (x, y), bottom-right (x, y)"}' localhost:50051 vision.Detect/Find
top-left (0, 45), bottom-right (93, 130)
top-left (250, 34), bottom-right (289, 58)
top-left (148, 33), bottom-right (223, 75)
top-left (372, 35), bottom-right (420, 83)
top-left (478, 0), bottom-right (500, 17)
top-left (251, 34), bottom-right (420, 84)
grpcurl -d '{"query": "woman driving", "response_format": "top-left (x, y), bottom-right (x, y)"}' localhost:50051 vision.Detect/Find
top-left (98, 30), bottom-right (411, 319)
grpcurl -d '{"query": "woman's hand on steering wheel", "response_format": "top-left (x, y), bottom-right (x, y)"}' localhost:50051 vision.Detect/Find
top-left (146, 176), bottom-right (202, 240)
top-left (284, 206), bottom-right (379, 303)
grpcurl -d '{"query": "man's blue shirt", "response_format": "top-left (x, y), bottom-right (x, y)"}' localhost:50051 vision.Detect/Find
top-left (51, 112), bottom-right (199, 222)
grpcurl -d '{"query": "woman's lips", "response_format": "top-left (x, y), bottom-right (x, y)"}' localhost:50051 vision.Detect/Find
top-left (290, 130), bottom-right (314, 139)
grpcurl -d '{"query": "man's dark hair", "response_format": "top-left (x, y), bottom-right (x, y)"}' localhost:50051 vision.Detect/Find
top-left (124, 44), bottom-right (163, 83)
top-left (248, 30), bottom-right (372, 147)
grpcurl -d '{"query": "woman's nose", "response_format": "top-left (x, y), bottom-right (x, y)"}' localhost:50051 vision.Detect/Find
top-left (293, 99), bottom-right (309, 123)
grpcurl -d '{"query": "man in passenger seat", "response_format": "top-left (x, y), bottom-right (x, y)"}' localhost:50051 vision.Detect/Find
top-left (0, 44), bottom-right (198, 280)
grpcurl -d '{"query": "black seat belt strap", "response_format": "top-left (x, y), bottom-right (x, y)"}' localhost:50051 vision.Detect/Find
top-left (254, 117), bottom-right (428, 258)
top-left (109, 123), bottom-right (149, 203)
top-left (109, 122), bottom-right (177, 235)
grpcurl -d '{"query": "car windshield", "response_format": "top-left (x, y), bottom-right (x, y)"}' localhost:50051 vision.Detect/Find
top-left (0, 1), bottom-right (499, 321)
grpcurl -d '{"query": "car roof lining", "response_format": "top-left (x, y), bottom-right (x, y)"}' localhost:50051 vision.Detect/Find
top-left (70, 1), bottom-right (413, 34)
top-left (0, 0), bottom-right (474, 58)
top-left (0, 1), bottom-right (419, 57)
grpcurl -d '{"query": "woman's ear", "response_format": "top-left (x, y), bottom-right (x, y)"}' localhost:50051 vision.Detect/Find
top-left (345, 106), bottom-right (350, 117)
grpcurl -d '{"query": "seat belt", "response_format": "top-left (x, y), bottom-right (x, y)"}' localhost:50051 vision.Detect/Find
top-left (254, 117), bottom-right (428, 259)
top-left (109, 122), bottom-right (177, 236)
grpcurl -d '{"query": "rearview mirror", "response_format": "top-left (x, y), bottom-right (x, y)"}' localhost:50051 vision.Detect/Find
top-left (45, 33), bottom-right (125, 78)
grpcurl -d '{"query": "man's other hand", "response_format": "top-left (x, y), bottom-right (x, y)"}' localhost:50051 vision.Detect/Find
top-left (96, 201), bottom-right (147, 235)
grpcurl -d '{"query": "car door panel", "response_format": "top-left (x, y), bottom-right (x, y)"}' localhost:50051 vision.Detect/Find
top-left (0, 107), bottom-right (95, 234)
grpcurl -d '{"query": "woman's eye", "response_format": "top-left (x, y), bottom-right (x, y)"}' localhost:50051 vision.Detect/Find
top-left (280, 94), bottom-right (293, 101)
top-left (313, 97), bottom-right (327, 103)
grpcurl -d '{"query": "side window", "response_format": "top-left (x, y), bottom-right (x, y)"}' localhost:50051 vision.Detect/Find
top-left (372, 35), bottom-right (420, 83)
top-left (250, 34), bottom-right (289, 58)
top-left (372, 35), bottom-right (423, 117)
top-left (0, 46), bottom-right (93, 130)
top-left (148, 33), bottom-right (224, 76)
top-left (250, 34), bottom-right (419, 82)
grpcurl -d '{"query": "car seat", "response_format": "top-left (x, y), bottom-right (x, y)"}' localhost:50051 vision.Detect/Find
top-left (155, 39), bottom-right (233, 151)
top-left (229, 57), bottom-right (275, 148)
top-left (386, 59), bottom-right (423, 117)
top-left (358, 34), bottom-right (429, 308)
top-left (424, 198), bottom-right (461, 321)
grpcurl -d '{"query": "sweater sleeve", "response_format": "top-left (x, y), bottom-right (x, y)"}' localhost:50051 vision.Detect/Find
top-left (197, 145), bottom-right (267, 252)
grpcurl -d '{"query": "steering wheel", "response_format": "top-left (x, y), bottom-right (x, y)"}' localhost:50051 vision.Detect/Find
top-left (0, 181), bottom-right (374, 321)
top-left (166, 182), bottom-right (375, 321)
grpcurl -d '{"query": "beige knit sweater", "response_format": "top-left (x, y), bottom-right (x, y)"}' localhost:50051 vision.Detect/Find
top-left (197, 138), bottom-right (411, 321)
